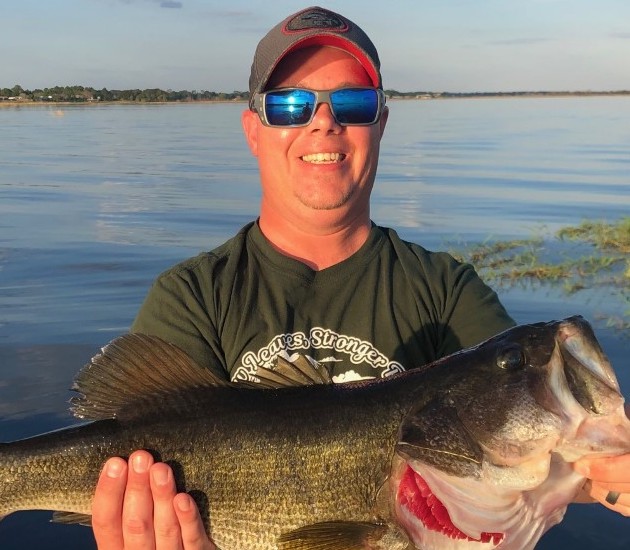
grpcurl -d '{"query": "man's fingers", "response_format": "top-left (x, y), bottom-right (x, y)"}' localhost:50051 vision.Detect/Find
top-left (174, 493), bottom-right (216, 550)
top-left (121, 450), bottom-right (156, 549)
top-left (150, 462), bottom-right (183, 550)
top-left (92, 457), bottom-right (128, 550)
top-left (584, 480), bottom-right (630, 516)
top-left (575, 453), bottom-right (630, 485)
top-left (92, 451), bottom-right (216, 549)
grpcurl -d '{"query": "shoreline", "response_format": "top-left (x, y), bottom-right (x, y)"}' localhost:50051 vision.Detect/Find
top-left (0, 99), bottom-right (243, 108)
top-left (2, 91), bottom-right (629, 108)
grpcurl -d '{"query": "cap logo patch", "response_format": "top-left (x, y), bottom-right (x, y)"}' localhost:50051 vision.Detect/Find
top-left (285, 8), bottom-right (349, 34)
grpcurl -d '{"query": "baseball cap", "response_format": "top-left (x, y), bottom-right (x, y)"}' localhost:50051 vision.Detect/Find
top-left (248, 6), bottom-right (382, 108)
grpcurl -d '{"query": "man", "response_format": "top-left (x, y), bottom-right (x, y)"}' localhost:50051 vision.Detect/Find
top-left (91, 6), bottom-right (630, 550)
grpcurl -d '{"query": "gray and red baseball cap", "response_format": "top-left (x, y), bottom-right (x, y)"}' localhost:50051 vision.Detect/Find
top-left (248, 6), bottom-right (382, 107)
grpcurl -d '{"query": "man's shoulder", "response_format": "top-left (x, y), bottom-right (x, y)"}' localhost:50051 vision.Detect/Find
top-left (157, 222), bottom-right (255, 281)
top-left (376, 225), bottom-right (461, 269)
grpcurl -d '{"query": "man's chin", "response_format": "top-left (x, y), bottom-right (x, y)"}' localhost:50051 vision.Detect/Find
top-left (296, 189), bottom-right (355, 211)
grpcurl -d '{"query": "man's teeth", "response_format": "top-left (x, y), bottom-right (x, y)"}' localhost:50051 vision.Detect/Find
top-left (301, 152), bottom-right (344, 163)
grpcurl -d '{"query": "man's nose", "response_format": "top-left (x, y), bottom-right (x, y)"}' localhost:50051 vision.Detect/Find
top-left (309, 102), bottom-right (341, 132)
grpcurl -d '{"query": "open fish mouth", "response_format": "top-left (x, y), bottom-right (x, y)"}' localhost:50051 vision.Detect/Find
top-left (548, 316), bottom-right (628, 460)
top-left (556, 316), bottom-right (621, 415)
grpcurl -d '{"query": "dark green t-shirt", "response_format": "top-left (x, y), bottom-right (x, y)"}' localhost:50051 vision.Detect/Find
top-left (131, 222), bottom-right (515, 382)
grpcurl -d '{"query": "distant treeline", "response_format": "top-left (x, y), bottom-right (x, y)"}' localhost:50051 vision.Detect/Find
top-left (389, 90), bottom-right (630, 99)
top-left (2, 85), bottom-right (629, 103)
top-left (1, 85), bottom-right (248, 103)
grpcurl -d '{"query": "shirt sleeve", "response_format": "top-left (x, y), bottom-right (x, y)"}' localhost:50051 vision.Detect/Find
top-left (435, 255), bottom-right (516, 358)
top-left (130, 265), bottom-right (229, 379)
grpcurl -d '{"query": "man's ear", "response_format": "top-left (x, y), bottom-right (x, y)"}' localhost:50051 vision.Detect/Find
top-left (378, 105), bottom-right (389, 138)
top-left (241, 109), bottom-right (259, 157)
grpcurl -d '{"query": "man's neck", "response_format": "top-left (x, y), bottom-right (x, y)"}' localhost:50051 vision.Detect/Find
top-left (258, 211), bottom-right (372, 271)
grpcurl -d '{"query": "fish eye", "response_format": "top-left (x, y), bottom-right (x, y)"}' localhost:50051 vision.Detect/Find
top-left (496, 345), bottom-right (525, 370)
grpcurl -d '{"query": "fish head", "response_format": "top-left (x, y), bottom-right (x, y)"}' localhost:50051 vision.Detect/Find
top-left (393, 315), bottom-right (630, 550)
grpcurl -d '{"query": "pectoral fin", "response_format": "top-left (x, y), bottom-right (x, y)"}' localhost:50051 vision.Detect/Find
top-left (397, 399), bottom-right (483, 478)
top-left (52, 511), bottom-right (92, 526)
top-left (278, 521), bottom-right (389, 549)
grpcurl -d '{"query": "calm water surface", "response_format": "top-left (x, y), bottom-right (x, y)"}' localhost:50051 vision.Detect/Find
top-left (0, 98), bottom-right (629, 548)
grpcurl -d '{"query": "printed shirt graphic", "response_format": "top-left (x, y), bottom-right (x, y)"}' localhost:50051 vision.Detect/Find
top-left (231, 327), bottom-right (405, 384)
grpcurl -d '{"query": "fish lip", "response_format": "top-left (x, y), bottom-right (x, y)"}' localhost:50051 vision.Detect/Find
top-left (546, 317), bottom-right (630, 459)
top-left (552, 317), bottom-right (622, 416)
top-left (557, 317), bottom-right (620, 394)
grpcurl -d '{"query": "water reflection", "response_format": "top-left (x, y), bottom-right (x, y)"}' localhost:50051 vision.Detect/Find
top-left (0, 345), bottom-right (94, 425)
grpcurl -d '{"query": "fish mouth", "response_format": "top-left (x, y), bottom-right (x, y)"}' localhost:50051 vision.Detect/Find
top-left (556, 316), bottom-right (621, 413)
top-left (546, 316), bottom-right (629, 460)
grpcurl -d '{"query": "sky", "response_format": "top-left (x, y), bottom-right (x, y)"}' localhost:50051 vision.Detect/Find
top-left (2, 0), bottom-right (630, 93)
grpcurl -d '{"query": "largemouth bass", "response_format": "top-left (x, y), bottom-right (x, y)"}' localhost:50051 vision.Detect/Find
top-left (0, 316), bottom-right (628, 549)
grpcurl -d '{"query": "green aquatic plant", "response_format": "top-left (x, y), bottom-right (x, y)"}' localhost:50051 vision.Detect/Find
top-left (558, 217), bottom-right (630, 254)
top-left (450, 217), bottom-right (630, 333)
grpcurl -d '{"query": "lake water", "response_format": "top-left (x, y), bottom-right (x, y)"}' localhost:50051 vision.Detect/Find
top-left (0, 98), bottom-right (629, 548)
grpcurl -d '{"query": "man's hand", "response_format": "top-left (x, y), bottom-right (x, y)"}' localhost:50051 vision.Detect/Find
top-left (92, 450), bottom-right (216, 549)
top-left (574, 453), bottom-right (630, 516)
top-left (573, 404), bottom-right (630, 516)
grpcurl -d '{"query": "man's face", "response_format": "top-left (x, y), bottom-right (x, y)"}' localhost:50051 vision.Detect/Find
top-left (242, 46), bottom-right (388, 232)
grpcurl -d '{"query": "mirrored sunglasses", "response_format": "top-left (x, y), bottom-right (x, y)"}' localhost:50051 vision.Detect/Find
top-left (252, 87), bottom-right (386, 128)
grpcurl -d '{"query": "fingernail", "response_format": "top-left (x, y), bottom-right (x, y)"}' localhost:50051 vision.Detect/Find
top-left (106, 459), bottom-right (124, 478)
top-left (153, 467), bottom-right (170, 486)
top-left (177, 494), bottom-right (191, 512)
top-left (132, 453), bottom-right (150, 474)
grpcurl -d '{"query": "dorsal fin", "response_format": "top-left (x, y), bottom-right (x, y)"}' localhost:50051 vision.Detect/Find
top-left (70, 333), bottom-right (228, 421)
top-left (242, 355), bottom-right (334, 389)
top-left (71, 335), bottom-right (335, 422)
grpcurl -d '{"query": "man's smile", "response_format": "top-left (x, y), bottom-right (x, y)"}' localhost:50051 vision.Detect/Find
top-left (300, 152), bottom-right (347, 164)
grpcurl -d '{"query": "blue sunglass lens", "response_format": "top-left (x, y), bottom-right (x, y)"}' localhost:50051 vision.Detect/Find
top-left (330, 89), bottom-right (379, 124)
top-left (265, 89), bottom-right (316, 126)
top-left (264, 88), bottom-right (380, 126)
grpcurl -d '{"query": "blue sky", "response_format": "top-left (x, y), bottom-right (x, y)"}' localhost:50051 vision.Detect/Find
top-left (3, 0), bottom-right (630, 92)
